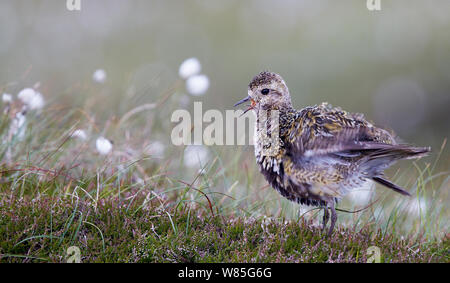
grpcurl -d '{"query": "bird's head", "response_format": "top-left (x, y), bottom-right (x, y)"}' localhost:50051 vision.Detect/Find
top-left (234, 71), bottom-right (292, 113)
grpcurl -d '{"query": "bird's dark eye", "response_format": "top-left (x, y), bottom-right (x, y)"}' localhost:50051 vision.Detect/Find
top-left (261, 88), bottom-right (270, 95)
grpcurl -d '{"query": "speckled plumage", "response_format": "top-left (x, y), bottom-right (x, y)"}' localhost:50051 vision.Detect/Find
top-left (235, 71), bottom-right (431, 235)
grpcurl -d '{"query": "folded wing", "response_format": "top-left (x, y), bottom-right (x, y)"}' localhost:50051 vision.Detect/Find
top-left (284, 103), bottom-right (430, 196)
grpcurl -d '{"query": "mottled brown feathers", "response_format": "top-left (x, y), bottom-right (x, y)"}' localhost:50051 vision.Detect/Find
top-left (240, 71), bottom-right (431, 235)
top-left (249, 71), bottom-right (284, 90)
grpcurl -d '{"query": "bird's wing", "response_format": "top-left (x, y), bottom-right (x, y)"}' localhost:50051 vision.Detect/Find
top-left (280, 103), bottom-right (430, 199)
top-left (285, 102), bottom-right (396, 158)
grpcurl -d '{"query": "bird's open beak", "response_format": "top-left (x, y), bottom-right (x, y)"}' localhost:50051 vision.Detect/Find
top-left (233, 96), bottom-right (250, 107)
top-left (234, 95), bottom-right (256, 115)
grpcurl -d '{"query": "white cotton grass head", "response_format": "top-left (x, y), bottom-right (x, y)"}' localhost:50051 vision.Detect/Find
top-left (178, 57), bottom-right (201, 79)
top-left (17, 88), bottom-right (45, 110)
top-left (183, 145), bottom-right (210, 168)
top-left (348, 180), bottom-right (374, 206)
top-left (71, 129), bottom-right (88, 141)
top-left (186, 74), bottom-right (210, 96)
top-left (2, 93), bottom-right (13, 104)
top-left (93, 69), bottom-right (107, 84)
top-left (9, 111), bottom-right (27, 140)
top-left (96, 136), bottom-right (113, 155)
top-left (407, 197), bottom-right (428, 217)
top-left (146, 141), bottom-right (166, 157)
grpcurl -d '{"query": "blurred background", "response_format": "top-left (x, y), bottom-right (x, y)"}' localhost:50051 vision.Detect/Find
top-left (0, 0), bottom-right (448, 236)
top-left (1, 0), bottom-right (449, 146)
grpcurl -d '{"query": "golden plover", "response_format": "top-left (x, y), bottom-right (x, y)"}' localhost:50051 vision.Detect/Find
top-left (234, 71), bottom-right (430, 235)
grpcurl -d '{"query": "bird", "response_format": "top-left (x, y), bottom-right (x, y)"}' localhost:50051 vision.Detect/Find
top-left (234, 71), bottom-right (430, 236)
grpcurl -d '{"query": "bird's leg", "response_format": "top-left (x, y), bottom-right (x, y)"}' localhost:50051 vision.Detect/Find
top-left (328, 201), bottom-right (337, 237)
top-left (322, 206), bottom-right (330, 231)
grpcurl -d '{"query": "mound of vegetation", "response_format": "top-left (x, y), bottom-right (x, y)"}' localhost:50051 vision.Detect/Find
top-left (1, 179), bottom-right (447, 263)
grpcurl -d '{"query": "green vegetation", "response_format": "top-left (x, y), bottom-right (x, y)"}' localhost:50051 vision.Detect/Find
top-left (1, 189), bottom-right (448, 263)
top-left (0, 163), bottom-right (448, 263)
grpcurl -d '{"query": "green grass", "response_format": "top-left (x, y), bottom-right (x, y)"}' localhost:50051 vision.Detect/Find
top-left (0, 166), bottom-right (448, 263)
top-left (1, 189), bottom-right (448, 263)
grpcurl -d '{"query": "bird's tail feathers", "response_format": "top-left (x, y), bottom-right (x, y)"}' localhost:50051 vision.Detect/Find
top-left (372, 176), bottom-right (411, 196)
top-left (355, 144), bottom-right (429, 175)
top-left (367, 144), bottom-right (431, 161)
